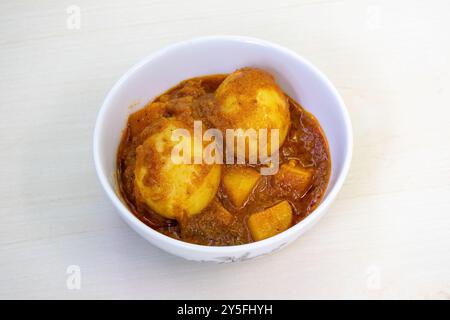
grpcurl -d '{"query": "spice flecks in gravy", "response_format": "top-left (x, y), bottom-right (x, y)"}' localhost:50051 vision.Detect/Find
top-left (117, 71), bottom-right (331, 246)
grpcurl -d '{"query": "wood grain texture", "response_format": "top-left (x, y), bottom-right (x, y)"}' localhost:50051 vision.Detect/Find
top-left (1, 0), bottom-right (449, 299)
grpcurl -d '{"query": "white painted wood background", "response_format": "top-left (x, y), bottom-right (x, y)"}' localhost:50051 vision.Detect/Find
top-left (1, 0), bottom-right (449, 299)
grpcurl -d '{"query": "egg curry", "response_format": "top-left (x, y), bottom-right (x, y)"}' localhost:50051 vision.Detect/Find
top-left (117, 67), bottom-right (331, 245)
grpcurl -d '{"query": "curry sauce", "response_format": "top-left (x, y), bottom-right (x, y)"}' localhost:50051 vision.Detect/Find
top-left (117, 73), bottom-right (331, 246)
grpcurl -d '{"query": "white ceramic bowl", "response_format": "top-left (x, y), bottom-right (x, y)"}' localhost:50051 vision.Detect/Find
top-left (93, 36), bottom-right (352, 262)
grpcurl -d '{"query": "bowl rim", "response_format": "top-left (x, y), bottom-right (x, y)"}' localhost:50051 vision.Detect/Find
top-left (93, 35), bottom-right (353, 254)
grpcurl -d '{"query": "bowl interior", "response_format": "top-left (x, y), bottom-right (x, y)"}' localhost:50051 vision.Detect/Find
top-left (94, 36), bottom-right (352, 256)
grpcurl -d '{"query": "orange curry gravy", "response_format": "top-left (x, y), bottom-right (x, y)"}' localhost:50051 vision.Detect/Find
top-left (117, 75), bottom-right (331, 246)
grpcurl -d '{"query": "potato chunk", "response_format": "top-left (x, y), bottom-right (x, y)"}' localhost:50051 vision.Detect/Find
top-left (273, 164), bottom-right (313, 198)
top-left (248, 201), bottom-right (293, 241)
top-left (222, 167), bottom-right (260, 207)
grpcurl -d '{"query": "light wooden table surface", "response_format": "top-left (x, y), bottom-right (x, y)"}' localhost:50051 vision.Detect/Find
top-left (1, 0), bottom-right (449, 300)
